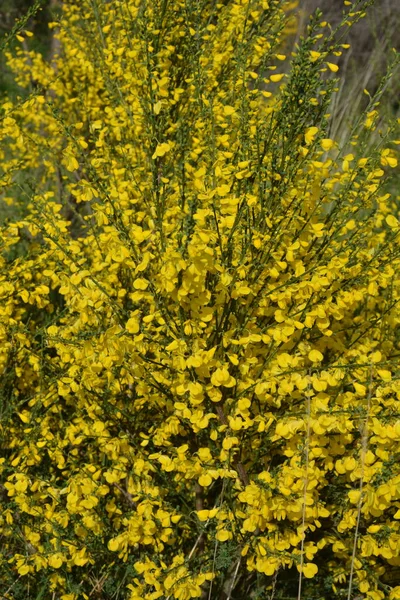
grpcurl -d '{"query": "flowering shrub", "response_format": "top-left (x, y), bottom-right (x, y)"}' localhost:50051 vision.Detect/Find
top-left (1, 1), bottom-right (400, 599)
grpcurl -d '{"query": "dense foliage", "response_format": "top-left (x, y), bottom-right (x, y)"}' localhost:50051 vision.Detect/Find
top-left (1, 1), bottom-right (400, 599)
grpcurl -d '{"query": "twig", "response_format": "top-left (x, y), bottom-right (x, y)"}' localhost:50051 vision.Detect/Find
top-left (207, 535), bottom-right (220, 600)
top-left (215, 403), bottom-right (249, 487)
top-left (195, 481), bottom-right (204, 511)
top-left (0, 575), bottom-right (22, 599)
top-left (113, 481), bottom-right (137, 508)
top-left (89, 572), bottom-right (108, 597)
top-left (226, 556), bottom-right (242, 600)
top-left (207, 477), bottom-right (228, 600)
top-left (347, 364), bottom-right (373, 600)
top-left (269, 566), bottom-right (281, 600)
top-left (188, 528), bottom-right (207, 561)
top-left (165, 519), bottom-right (212, 600)
top-left (297, 371), bottom-right (311, 600)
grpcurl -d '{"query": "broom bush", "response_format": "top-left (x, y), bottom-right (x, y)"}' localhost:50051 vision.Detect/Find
top-left (1, 1), bottom-right (400, 598)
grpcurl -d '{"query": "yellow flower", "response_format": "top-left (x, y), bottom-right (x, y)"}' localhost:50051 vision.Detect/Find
top-left (326, 62), bottom-right (339, 72)
top-left (216, 529), bottom-right (232, 542)
top-left (308, 349), bottom-right (323, 362)
top-left (198, 473), bottom-right (213, 487)
top-left (108, 538), bottom-right (120, 551)
top-left (223, 105), bottom-right (236, 116)
top-left (210, 367), bottom-right (236, 388)
top-left (320, 138), bottom-right (335, 151)
top-left (48, 553), bottom-right (64, 569)
top-left (126, 316), bottom-right (140, 334)
top-left (310, 50), bottom-right (322, 62)
top-left (152, 142), bottom-right (171, 159)
top-left (298, 563), bottom-right (318, 578)
top-left (381, 149), bottom-right (398, 168)
top-left (270, 73), bottom-right (285, 82)
top-left (63, 152), bottom-right (79, 172)
top-left (17, 564), bottom-right (31, 576)
top-left (304, 126), bottom-right (319, 145)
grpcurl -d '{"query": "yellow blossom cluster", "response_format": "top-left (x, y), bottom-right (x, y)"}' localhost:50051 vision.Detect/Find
top-left (1, 1), bottom-right (400, 599)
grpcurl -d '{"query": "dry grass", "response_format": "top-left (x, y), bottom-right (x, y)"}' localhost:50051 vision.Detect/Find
top-left (291, 0), bottom-right (400, 145)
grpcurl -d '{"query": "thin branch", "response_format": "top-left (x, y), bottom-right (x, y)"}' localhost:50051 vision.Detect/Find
top-left (215, 403), bottom-right (249, 487)
top-left (347, 364), bottom-right (373, 600)
top-left (297, 371), bottom-right (311, 600)
top-left (0, 575), bottom-right (22, 600)
top-left (226, 557), bottom-right (242, 600)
